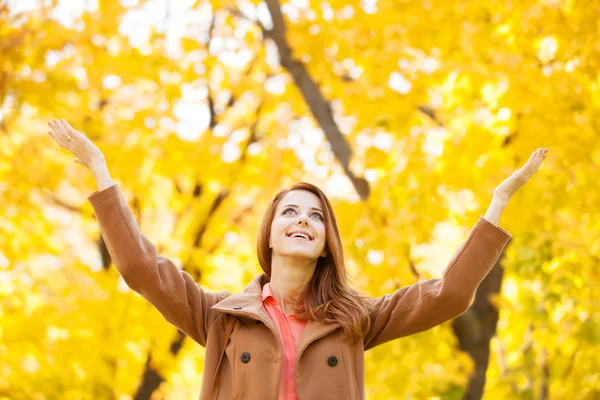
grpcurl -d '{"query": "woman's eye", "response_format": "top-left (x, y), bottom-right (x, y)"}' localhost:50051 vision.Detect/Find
top-left (283, 208), bottom-right (322, 220)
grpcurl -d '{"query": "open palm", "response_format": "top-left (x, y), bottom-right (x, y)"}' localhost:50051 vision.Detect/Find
top-left (47, 118), bottom-right (105, 170)
top-left (494, 148), bottom-right (548, 202)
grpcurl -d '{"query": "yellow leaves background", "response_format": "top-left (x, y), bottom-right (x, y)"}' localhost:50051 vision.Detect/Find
top-left (1, 0), bottom-right (599, 398)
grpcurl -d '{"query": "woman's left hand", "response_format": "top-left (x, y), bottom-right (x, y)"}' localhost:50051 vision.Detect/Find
top-left (493, 148), bottom-right (548, 203)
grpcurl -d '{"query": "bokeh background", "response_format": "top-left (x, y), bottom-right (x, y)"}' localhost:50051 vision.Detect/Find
top-left (1, 0), bottom-right (599, 398)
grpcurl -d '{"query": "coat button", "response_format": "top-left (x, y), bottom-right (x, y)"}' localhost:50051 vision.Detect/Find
top-left (327, 356), bottom-right (338, 367)
top-left (241, 352), bottom-right (251, 363)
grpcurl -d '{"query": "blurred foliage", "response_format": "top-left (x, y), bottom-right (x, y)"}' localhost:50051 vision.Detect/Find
top-left (0, 0), bottom-right (598, 399)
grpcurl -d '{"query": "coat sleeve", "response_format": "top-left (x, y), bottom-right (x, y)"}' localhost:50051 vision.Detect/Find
top-left (363, 216), bottom-right (512, 351)
top-left (87, 183), bottom-right (230, 347)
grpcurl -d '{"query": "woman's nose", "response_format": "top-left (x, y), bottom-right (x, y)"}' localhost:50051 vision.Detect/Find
top-left (297, 217), bottom-right (309, 226)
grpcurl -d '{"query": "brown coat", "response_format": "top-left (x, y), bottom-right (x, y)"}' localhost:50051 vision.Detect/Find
top-left (88, 184), bottom-right (512, 400)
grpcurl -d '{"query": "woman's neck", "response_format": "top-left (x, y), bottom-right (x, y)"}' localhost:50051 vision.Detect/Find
top-left (269, 255), bottom-right (316, 317)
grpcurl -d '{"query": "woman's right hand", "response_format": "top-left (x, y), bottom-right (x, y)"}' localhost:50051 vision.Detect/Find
top-left (47, 118), bottom-right (106, 170)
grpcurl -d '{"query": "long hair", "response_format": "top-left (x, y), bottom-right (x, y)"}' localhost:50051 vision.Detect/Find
top-left (256, 182), bottom-right (376, 344)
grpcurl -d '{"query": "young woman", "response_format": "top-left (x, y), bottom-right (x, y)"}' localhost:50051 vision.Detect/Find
top-left (47, 118), bottom-right (547, 399)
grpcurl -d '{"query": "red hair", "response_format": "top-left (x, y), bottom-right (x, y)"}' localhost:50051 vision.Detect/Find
top-left (256, 182), bottom-right (375, 344)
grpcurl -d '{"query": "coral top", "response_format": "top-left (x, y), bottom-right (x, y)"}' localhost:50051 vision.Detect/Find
top-left (261, 282), bottom-right (308, 400)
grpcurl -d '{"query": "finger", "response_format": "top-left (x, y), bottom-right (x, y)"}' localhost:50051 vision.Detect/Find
top-left (49, 119), bottom-right (65, 136)
top-left (535, 148), bottom-right (543, 157)
top-left (60, 119), bottom-right (71, 132)
top-left (526, 151), bottom-right (539, 166)
top-left (49, 127), bottom-right (71, 149)
top-left (534, 149), bottom-right (544, 161)
top-left (524, 151), bottom-right (542, 172)
top-left (63, 120), bottom-right (82, 141)
top-left (48, 120), bottom-right (58, 133)
top-left (57, 119), bottom-right (70, 135)
top-left (538, 148), bottom-right (546, 160)
top-left (52, 118), bottom-right (64, 131)
top-left (48, 129), bottom-right (63, 146)
top-left (49, 128), bottom-right (63, 146)
top-left (54, 119), bottom-right (74, 142)
top-left (62, 120), bottom-right (78, 135)
top-left (534, 150), bottom-right (545, 167)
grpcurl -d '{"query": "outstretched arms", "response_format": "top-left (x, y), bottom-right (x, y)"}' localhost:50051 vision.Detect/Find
top-left (364, 216), bottom-right (511, 350)
top-left (47, 118), bottom-right (229, 346)
top-left (88, 183), bottom-right (230, 347)
top-left (364, 148), bottom-right (548, 350)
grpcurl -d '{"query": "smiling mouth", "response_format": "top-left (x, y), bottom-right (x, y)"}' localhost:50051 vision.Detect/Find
top-left (286, 234), bottom-right (312, 241)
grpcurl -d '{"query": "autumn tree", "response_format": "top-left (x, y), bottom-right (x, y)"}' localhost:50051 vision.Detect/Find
top-left (1, 0), bottom-right (598, 399)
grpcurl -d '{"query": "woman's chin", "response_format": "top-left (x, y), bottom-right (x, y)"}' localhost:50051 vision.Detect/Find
top-left (278, 249), bottom-right (319, 260)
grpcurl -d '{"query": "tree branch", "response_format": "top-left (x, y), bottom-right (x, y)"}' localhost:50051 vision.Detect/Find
top-left (250, 0), bottom-right (370, 199)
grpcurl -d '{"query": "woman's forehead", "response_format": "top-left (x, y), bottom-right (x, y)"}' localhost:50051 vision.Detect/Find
top-left (279, 190), bottom-right (322, 209)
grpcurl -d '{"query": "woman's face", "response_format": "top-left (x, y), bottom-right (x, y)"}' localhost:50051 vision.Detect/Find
top-left (269, 189), bottom-right (327, 260)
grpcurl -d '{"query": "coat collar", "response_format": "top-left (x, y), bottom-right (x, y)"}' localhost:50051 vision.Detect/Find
top-left (210, 273), bottom-right (342, 359)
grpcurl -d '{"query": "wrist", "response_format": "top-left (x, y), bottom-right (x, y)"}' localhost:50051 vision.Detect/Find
top-left (90, 158), bottom-right (107, 172)
top-left (491, 193), bottom-right (510, 207)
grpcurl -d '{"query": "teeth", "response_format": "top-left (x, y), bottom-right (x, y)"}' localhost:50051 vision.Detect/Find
top-left (290, 233), bottom-right (309, 240)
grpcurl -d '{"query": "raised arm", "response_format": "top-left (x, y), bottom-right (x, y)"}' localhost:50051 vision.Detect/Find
top-left (363, 215), bottom-right (512, 350)
top-left (88, 181), bottom-right (230, 347)
top-left (364, 147), bottom-right (548, 350)
top-left (48, 118), bottom-right (229, 346)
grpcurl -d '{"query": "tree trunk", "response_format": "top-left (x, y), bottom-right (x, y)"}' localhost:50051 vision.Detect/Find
top-left (133, 330), bottom-right (186, 400)
top-left (451, 249), bottom-right (507, 399)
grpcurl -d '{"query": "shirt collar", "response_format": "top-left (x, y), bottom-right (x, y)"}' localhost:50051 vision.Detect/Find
top-left (262, 281), bottom-right (306, 312)
top-left (261, 281), bottom-right (274, 302)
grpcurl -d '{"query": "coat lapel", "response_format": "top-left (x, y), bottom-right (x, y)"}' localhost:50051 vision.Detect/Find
top-left (210, 273), bottom-right (272, 324)
top-left (295, 317), bottom-right (341, 361)
top-left (209, 273), bottom-right (342, 359)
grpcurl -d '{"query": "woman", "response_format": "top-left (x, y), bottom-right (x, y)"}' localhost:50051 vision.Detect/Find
top-left (47, 118), bottom-right (547, 399)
